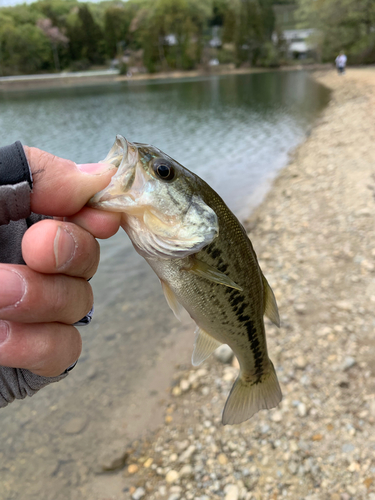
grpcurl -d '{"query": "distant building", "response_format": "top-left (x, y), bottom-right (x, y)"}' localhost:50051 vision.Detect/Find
top-left (273, 4), bottom-right (316, 59)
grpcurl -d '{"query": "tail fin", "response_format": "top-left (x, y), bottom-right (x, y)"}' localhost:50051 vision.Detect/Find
top-left (222, 362), bottom-right (282, 425)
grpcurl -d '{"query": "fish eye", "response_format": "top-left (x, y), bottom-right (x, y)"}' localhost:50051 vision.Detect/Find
top-left (153, 160), bottom-right (175, 181)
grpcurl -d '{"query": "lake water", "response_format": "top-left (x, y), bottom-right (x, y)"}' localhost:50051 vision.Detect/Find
top-left (0, 71), bottom-right (330, 500)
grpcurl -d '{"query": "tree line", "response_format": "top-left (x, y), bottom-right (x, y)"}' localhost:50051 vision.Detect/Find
top-left (0, 0), bottom-right (374, 76)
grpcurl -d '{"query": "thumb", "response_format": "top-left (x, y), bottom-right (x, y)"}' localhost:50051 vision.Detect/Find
top-left (24, 146), bottom-right (116, 217)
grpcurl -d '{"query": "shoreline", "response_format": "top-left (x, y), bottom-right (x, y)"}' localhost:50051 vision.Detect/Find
top-left (0, 64), bottom-right (332, 92)
top-left (84, 67), bottom-right (375, 500)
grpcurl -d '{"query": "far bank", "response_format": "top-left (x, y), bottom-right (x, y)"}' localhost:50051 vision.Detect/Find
top-left (0, 64), bottom-right (332, 92)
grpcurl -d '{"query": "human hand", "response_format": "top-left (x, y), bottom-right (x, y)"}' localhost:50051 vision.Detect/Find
top-left (0, 147), bottom-right (120, 377)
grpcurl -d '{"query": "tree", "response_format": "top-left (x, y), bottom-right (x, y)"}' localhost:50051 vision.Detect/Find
top-left (66, 3), bottom-right (104, 66)
top-left (37, 18), bottom-right (68, 70)
top-left (132, 0), bottom-right (212, 72)
top-left (296, 0), bottom-right (375, 63)
top-left (0, 14), bottom-right (51, 75)
top-left (104, 5), bottom-right (133, 58)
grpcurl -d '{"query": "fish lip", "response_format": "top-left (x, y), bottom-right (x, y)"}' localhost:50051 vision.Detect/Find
top-left (88, 135), bottom-right (140, 208)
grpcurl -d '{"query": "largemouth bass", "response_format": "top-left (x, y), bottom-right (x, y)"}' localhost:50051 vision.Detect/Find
top-left (89, 135), bottom-right (282, 424)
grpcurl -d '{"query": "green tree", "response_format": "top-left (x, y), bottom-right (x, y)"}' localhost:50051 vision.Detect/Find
top-left (0, 14), bottom-right (51, 75)
top-left (104, 4), bottom-right (133, 58)
top-left (132, 0), bottom-right (212, 72)
top-left (296, 0), bottom-right (375, 63)
top-left (66, 3), bottom-right (104, 66)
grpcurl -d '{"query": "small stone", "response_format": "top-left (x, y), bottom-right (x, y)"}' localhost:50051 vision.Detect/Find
top-left (201, 386), bottom-right (210, 396)
top-left (288, 461), bottom-right (298, 475)
top-left (271, 410), bottom-right (283, 422)
top-left (100, 449), bottom-right (129, 472)
top-left (336, 300), bottom-right (352, 311)
top-left (298, 403), bottom-right (307, 417)
top-left (214, 344), bottom-right (234, 364)
top-left (312, 434), bottom-right (323, 441)
top-left (172, 386), bottom-right (182, 397)
top-left (342, 357), bottom-right (356, 371)
top-left (166, 470), bottom-right (180, 483)
top-left (364, 477), bottom-right (374, 489)
top-left (168, 495), bottom-right (181, 500)
top-left (179, 464), bottom-right (193, 478)
top-left (62, 417), bottom-right (88, 435)
top-left (295, 356), bottom-right (307, 369)
top-left (342, 443), bottom-right (355, 453)
top-left (218, 453), bottom-right (228, 465)
top-left (178, 445), bottom-right (196, 463)
top-left (143, 458), bottom-right (153, 468)
top-left (128, 464), bottom-right (139, 474)
top-left (132, 487), bottom-right (146, 500)
top-left (347, 461), bottom-right (360, 472)
top-left (180, 379), bottom-right (190, 392)
top-left (224, 484), bottom-right (239, 500)
top-left (169, 453), bottom-right (178, 462)
top-left (294, 303), bottom-right (306, 314)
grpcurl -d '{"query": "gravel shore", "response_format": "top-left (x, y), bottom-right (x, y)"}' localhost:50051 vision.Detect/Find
top-left (88, 68), bottom-right (375, 500)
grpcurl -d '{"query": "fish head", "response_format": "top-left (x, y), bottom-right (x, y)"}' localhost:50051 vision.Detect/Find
top-left (88, 135), bottom-right (218, 258)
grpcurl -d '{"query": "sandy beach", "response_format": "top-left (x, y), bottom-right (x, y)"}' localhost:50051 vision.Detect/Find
top-left (77, 67), bottom-right (375, 500)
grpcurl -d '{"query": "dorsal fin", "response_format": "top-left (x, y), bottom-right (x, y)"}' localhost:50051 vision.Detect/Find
top-left (262, 273), bottom-right (280, 327)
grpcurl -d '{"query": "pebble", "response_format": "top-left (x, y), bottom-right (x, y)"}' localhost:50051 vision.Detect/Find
top-left (179, 464), bottom-right (193, 477)
top-left (224, 484), bottom-right (239, 500)
top-left (62, 417), bottom-right (88, 435)
top-left (100, 448), bottom-right (128, 472)
top-left (297, 402), bottom-right (307, 417)
top-left (214, 345), bottom-right (234, 364)
top-left (128, 464), bottom-right (139, 474)
top-left (132, 487), bottom-right (146, 500)
top-left (342, 356), bottom-right (356, 371)
top-left (168, 494), bottom-right (180, 500)
top-left (217, 453), bottom-right (228, 465)
top-left (165, 470), bottom-right (180, 483)
top-left (271, 410), bottom-right (283, 422)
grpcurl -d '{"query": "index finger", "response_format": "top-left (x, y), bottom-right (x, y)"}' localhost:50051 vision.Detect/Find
top-left (24, 146), bottom-right (116, 217)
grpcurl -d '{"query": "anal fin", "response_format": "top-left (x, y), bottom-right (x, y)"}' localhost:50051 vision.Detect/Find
top-left (192, 327), bottom-right (222, 366)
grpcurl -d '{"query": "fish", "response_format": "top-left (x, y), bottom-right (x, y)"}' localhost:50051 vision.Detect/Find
top-left (88, 135), bottom-right (282, 425)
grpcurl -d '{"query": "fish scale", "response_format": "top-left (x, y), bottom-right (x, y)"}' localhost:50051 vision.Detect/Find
top-left (89, 135), bottom-right (282, 424)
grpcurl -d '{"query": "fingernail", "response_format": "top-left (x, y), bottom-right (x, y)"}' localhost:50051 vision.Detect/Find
top-left (76, 163), bottom-right (113, 175)
top-left (54, 226), bottom-right (77, 269)
top-left (0, 321), bottom-right (9, 345)
top-left (0, 269), bottom-right (25, 309)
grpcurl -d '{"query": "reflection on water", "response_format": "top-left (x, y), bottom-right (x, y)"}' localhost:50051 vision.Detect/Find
top-left (0, 71), bottom-right (330, 500)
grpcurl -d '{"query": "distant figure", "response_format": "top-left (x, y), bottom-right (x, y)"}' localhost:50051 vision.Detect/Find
top-left (335, 51), bottom-right (347, 75)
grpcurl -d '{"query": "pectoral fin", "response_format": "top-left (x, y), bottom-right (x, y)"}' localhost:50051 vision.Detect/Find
top-left (192, 327), bottom-right (222, 366)
top-left (160, 280), bottom-right (185, 321)
top-left (187, 258), bottom-right (243, 291)
top-left (262, 273), bottom-right (280, 327)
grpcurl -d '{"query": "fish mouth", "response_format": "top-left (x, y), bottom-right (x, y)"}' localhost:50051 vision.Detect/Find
top-left (88, 135), bottom-right (140, 211)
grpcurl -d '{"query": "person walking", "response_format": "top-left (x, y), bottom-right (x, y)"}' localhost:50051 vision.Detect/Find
top-left (335, 51), bottom-right (347, 74)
